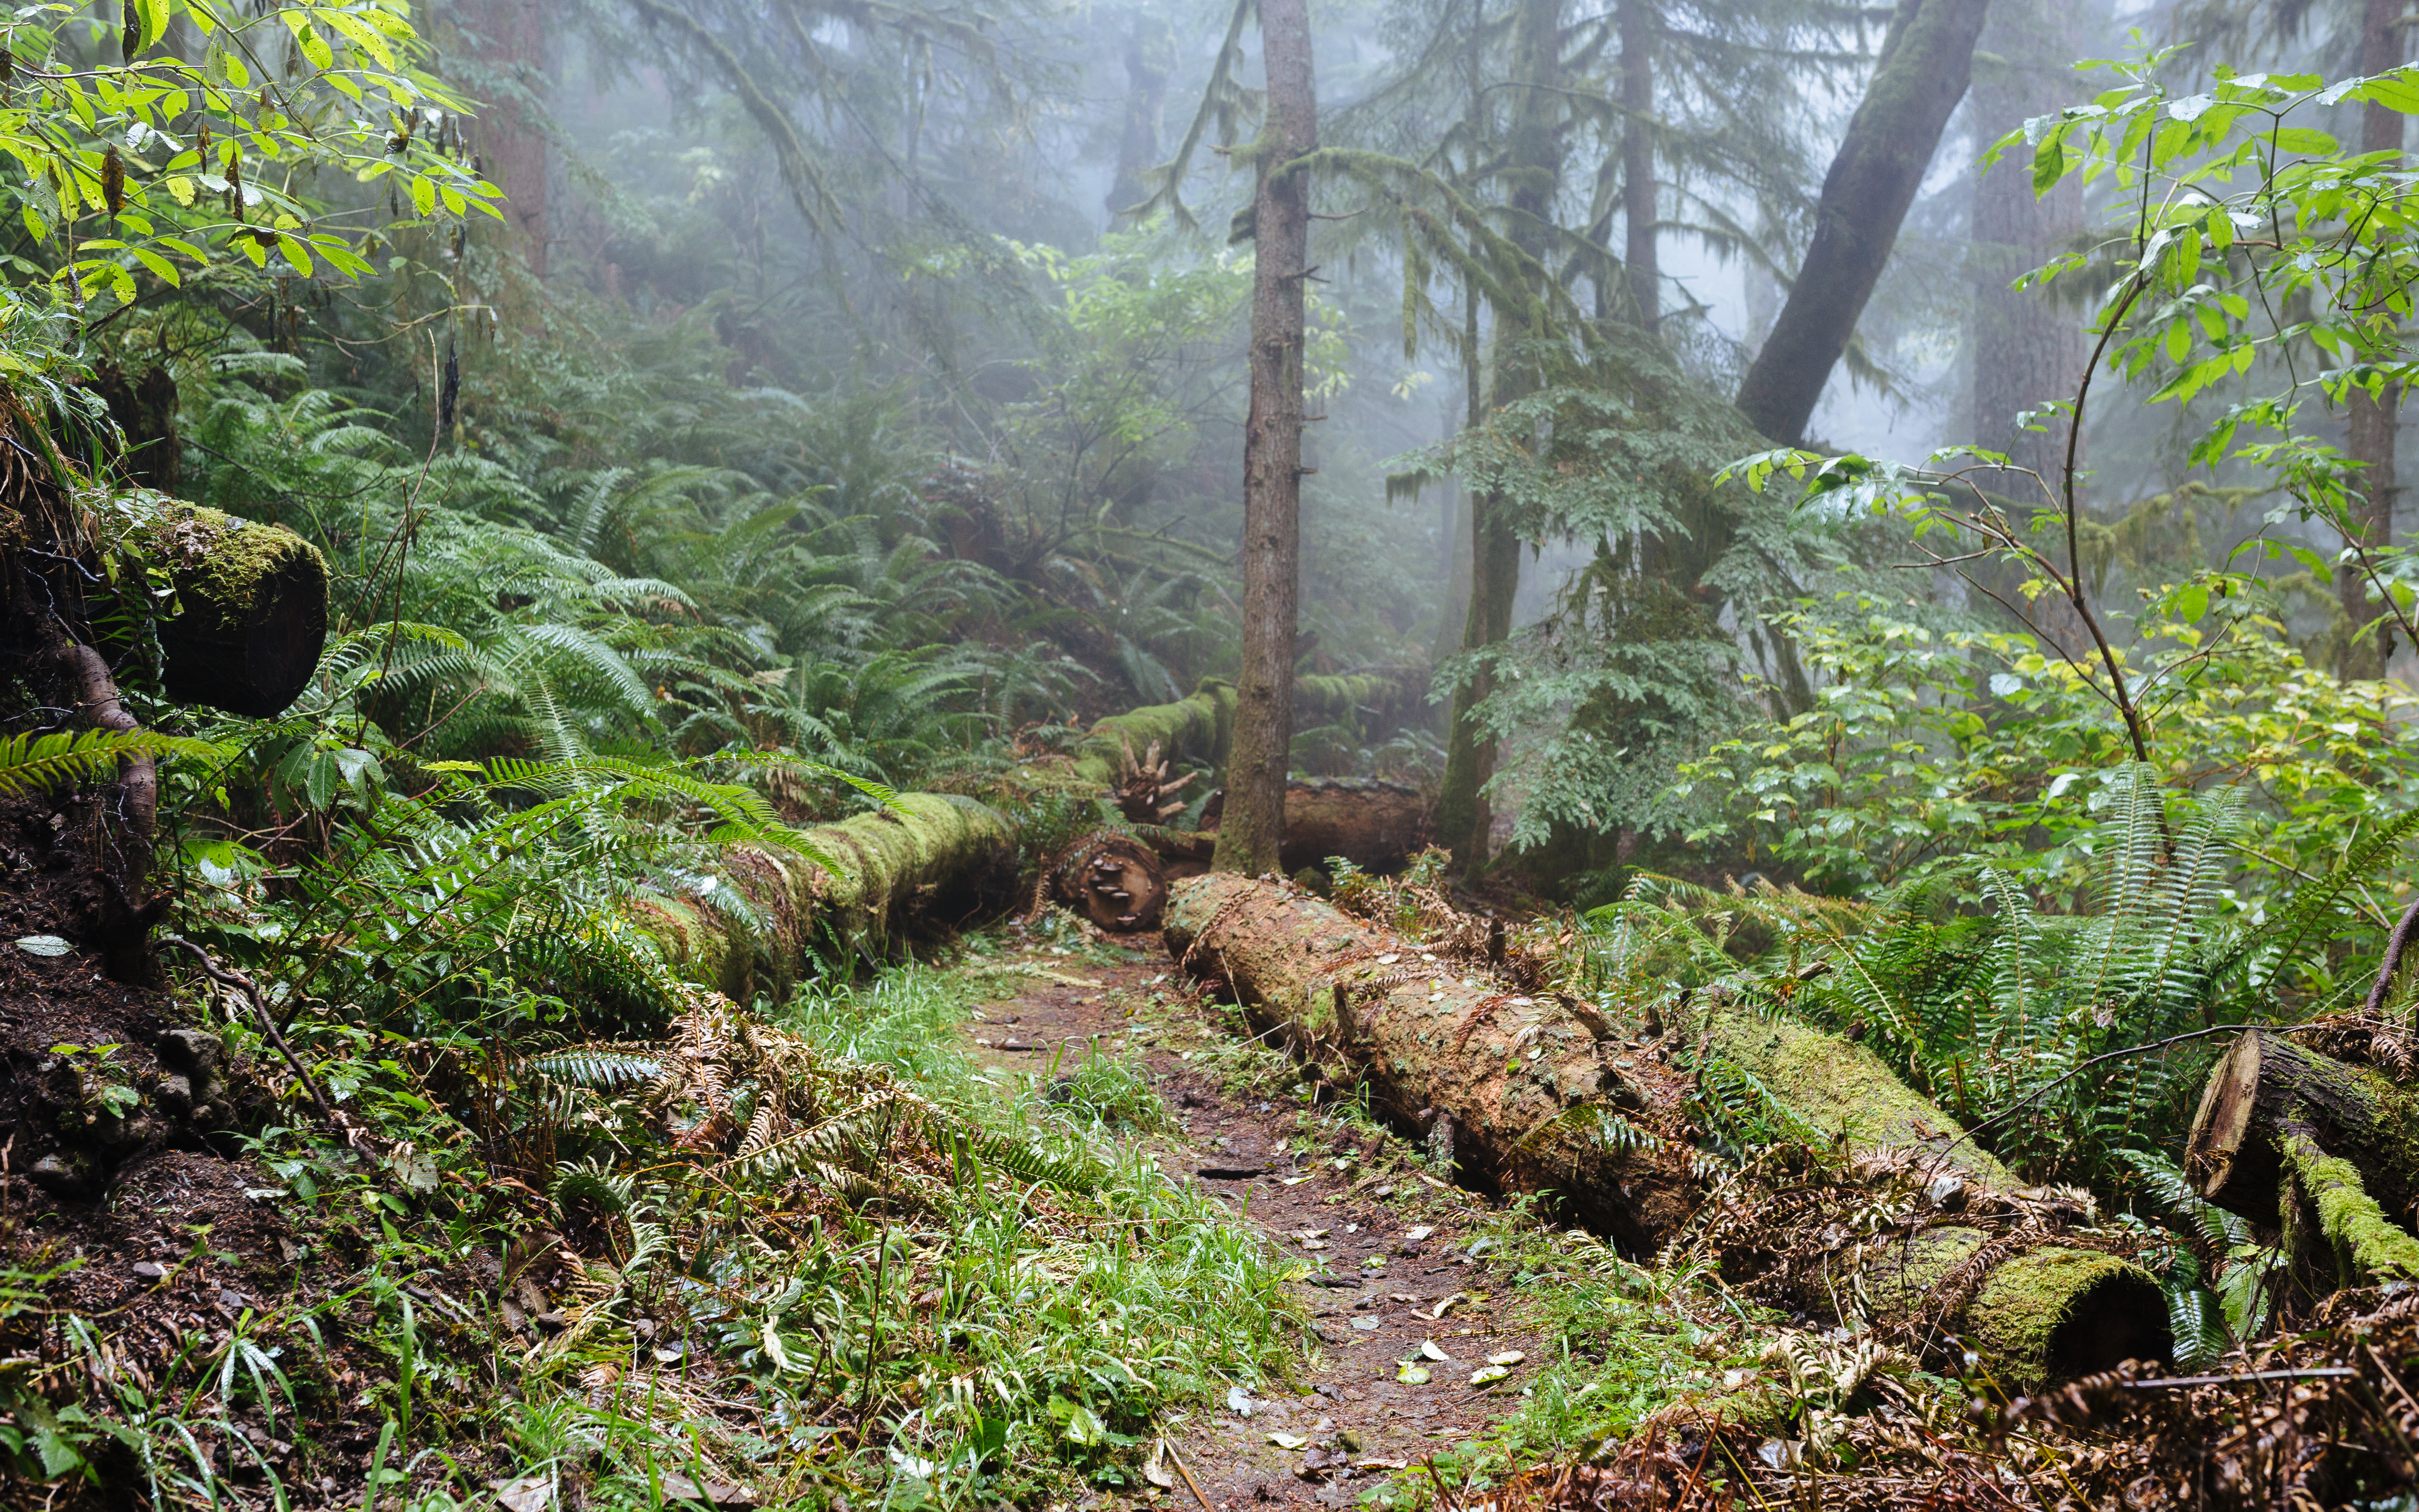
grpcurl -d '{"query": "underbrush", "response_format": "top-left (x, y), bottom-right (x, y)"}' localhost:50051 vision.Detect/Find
top-left (7, 959), bottom-right (1305, 1512)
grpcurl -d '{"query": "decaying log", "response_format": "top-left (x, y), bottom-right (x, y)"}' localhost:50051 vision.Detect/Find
top-left (1070, 680), bottom-right (1236, 791)
top-left (2187, 1029), bottom-right (2419, 1225)
top-left (141, 502), bottom-right (330, 717)
top-left (1166, 873), bottom-right (2160, 1385)
top-left (636, 793), bottom-right (1018, 1002)
top-left (1196, 776), bottom-right (1432, 875)
top-left (1042, 831), bottom-right (1169, 933)
top-left (1164, 870), bottom-right (1694, 1247)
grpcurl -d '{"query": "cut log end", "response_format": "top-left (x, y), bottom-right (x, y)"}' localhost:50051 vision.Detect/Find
top-left (2186, 1029), bottom-right (2271, 1212)
top-left (1046, 832), bottom-right (1170, 933)
top-left (1968, 1248), bottom-right (2170, 1390)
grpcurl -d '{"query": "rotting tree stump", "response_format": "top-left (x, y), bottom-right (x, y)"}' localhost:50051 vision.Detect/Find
top-left (1043, 832), bottom-right (1169, 933)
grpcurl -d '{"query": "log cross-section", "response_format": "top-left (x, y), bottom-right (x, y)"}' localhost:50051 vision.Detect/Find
top-left (2187, 1028), bottom-right (2419, 1226)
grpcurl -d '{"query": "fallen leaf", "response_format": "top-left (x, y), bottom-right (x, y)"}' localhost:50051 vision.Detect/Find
top-left (1144, 1440), bottom-right (1176, 1488)
top-left (1418, 1340), bottom-right (1451, 1361)
top-left (1487, 1350), bottom-right (1526, 1366)
top-left (1268, 1432), bottom-right (1308, 1450)
top-left (1468, 1366), bottom-right (1509, 1386)
top-left (1429, 1294), bottom-right (1464, 1319)
top-left (1227, 1385), bottom-right (1255, 1416)
top-left (491, 1479), bottom-right (553, 1512)
top-left (1351, 1317), bottom-right (1379, 1330)
top-left (13, 935), bottom-right (70, 957)
top-left (1397, 1363), bottom-right (1431, 1384)
top-left (1403, 1225), bottom-right (1435, 1242)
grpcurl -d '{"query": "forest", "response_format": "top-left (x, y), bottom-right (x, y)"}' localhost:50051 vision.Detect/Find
top-left (7, 0), bottom-right (2419, 1507)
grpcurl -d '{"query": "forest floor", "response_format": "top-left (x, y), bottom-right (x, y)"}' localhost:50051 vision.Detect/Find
top-left (959, 933), bottom-right (1564, 1509)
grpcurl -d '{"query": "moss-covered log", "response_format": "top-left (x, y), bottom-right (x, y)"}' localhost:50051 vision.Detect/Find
top-left (1848, 1225), bottom-right (2168, 1391)
top-left (1164, 873), bottom-right (2008, 1238)
top-left (1069, 680), bottom-right (1237, 790)
top-left (2187, 1029), bottom-right (2419, 1224)
top-left (139, 502), bottom-right (329, 717)
top-left (634, 793), bottom-right (1017, 1002)
top-left (1200, 777), bottom-right (1430, 874)
top-left (2281, 1129), bottom-right (2419, 1285)
top-left (1165, 873), bottom-right (2156, 1384)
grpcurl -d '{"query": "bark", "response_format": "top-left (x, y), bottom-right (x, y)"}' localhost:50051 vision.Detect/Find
top-left (88, 362), bottom-right (180, 493)
top-left (1107, 10), bottom-right (1173, 216)
top-left (1434, 0), bottom-right (1564, 869)
top-left (1164, 873), bottom-right (2159, 1386)
top-left (456, 0), bottom-right (551, 278)
top-left (2342, 0), bottom-right (2407, 678)
top-left (1043, 831), bottom-right (1168, 933)
top-left (634, 793), bottom-right (1019, 1002)
top-left (1198, 777), bottom-right (1432, 875)
top-left (1734, 0), bottom-right (1992, 444)
top-left (1617, 0), bottom-right (1655, 331)
top-left (1214, 0), bottom-right (1317, 879)
top-left (1969, 0), bottom-right (2087, 485)
top-left (2186, 1029), bottom-right (2419, 1228)
top-left (143, 502), bottom-right (330, 718)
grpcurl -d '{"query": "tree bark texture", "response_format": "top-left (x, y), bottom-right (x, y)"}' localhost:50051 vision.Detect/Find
top-left (1042, 831), bottom-right (1169, 933)
top-left (1734, 0), bottom-right (1992, 444)
top-left (1214, 0), bottom-right (1318, 879)
top-left (634, 793), bottom-right (1019, 1003)
top-left (1618, 0), bottom-right (1656, 331)
top-left (1199, 777), bottom-right (1432, 876)
top-left (2187, 1029), bottom-right (2419, 1230)
top-left (1434, 0), bottom-right (1564, 870)
top-left (1164, 874), bottom-right (2160, 1386)
top-left (141, 503), bottom-right (330, 718)
top-left (1108, 10), bottom-right (1174, 216)
top-left (2342, 0), bottom-right (2407, 678)
top-left (1968, 0), bottom-right (2087, 485)
top-left (455, 0), bottom-right (552, 278)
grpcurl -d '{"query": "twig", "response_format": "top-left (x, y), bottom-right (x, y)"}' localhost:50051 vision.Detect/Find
top-left (2362, 894), bottom-right (2419, 1019)
top-left (160, 936), bottom-right (333, 1119)
top-left (1162, 1440), bottom-right (1217, 1512)
top-left (2122, 1366), bottom-right (2357, 1389)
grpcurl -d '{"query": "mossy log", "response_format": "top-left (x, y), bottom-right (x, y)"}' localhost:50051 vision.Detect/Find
top-left (2187, 1029), bottom-right (2419, 1225)
top-left (634, 793), bottom-right (1017, 1002)
top-left (140, 502), bottom-right (329, 717)
top-left (1165, 874), bottom-right (2155, 1384)
top-left (1069, 680), bottom-right (1238, 790)
top-left (1847, 1226), bottom-right (2168, 1391)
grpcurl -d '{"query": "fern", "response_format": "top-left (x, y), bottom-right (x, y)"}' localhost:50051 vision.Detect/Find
top-left (0, 728), bottom-right (228, 796)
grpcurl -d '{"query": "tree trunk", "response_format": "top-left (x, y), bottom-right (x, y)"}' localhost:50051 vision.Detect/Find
top-left (1617, 0), bottom-right (1656, 331)
top-left (455, 0), bottom-right (551, 279)
top-left (1163, 873), bottom-right (2163, 1387)
top-left (1214, 0), bottom-right (1317, 878)
top-left (1108, 10), bottom-right (1174, 216)
top-left (2186, 1029), bottom-right (2419, 1228)
top-left (1433, 0), bottom-right (1564, 869)
top-left (2342, 0), bottom-right (2407, 679)
top-left (1968, 0), bottom-right (2087, 485)
top-left (143, 503), bottom-right (330, 718)
top-left (1734, 0), bottom-right (1992, 444)
top-left (635, 793), bottom-right (1019, 1002)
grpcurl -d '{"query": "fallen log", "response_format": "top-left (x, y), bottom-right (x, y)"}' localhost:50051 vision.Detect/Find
top-left (1040, 831), bottom-right (1169, 933)
top-left (1165, 873), bottom-right (2161, 1386)
top-left (136, 501), bottom-right (329, 717)
top-left (1068, 680), bottom-right (1236, 791)
top-left (2186, 1029), bottom-right (2419, 1226)
top-left (1198, 777), bottom-right (1430, 875)
top-left (635, 793), bottom-right (1017, 1002)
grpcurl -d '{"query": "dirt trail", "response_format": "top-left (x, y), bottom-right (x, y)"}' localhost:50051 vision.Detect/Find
top-left (962, 939), bottom-right (1554, 1509)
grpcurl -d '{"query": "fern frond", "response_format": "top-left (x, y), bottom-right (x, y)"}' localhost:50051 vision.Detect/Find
top-left (0, 729), bottom-right (228, 797)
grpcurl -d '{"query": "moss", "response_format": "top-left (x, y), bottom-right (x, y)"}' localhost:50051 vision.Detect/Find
top-left (1854, 1225), bottom-right (1984, 1319)
top-left (2282, 1129), bottom-right (2419, 1283)
top-left (134, 499), bottom-right (327, 614)
top-left (1966, 1248), bottom-right (2157, 1393)
top-left (1072, 679), bottom-right (1238, 788)
top-left (1704, 1003), bottom-right (2015, 1188)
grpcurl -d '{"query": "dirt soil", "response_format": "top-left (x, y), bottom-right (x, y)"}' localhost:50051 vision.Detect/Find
top-left (963, 936), bottom-right (1556, 1510)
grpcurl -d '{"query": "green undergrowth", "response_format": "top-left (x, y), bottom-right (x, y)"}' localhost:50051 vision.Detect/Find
top-left (16, 954), bottom-right (1306, 1511)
